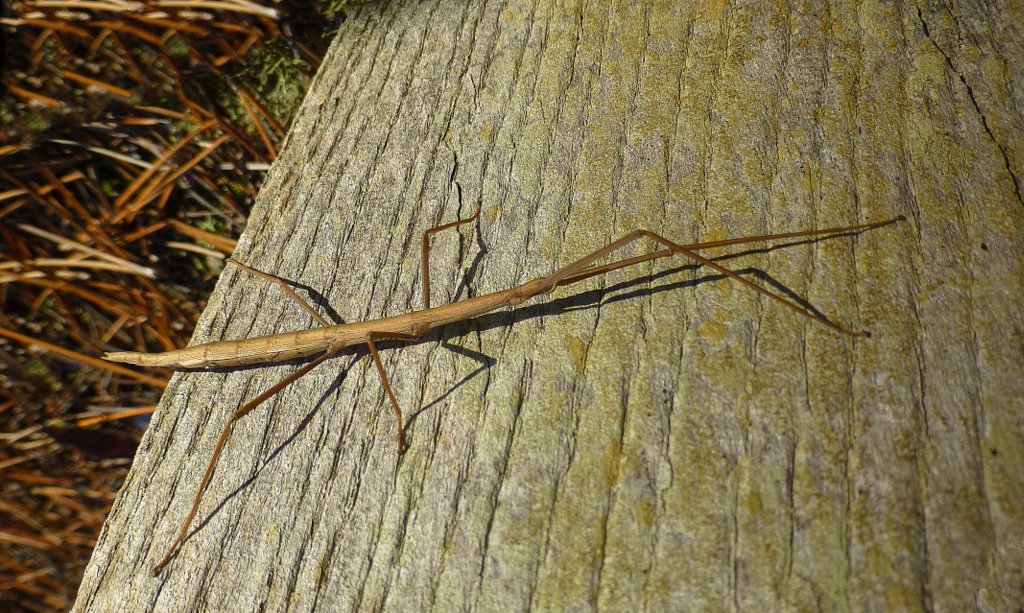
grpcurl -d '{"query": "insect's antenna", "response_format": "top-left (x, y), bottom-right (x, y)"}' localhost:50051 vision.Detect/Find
top-left (683, 215), bottom-right (906, 251)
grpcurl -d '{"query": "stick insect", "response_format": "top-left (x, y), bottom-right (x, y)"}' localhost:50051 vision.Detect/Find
top-left (105, 206), bottom-right (904, 574)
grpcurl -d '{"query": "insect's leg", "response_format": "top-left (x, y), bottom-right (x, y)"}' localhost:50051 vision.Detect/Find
top-left (536, 220), bottom-right (903, 337)
top-left (151, 348), bottom-right (337, 576)
top-left (364, 331), bottom-right (422, 455)
top-left (420, 201), bottom-right (482, 310)
top-left (226, 259), bottom-right (331, 327)
top-left (642, 232), bottom-right (870, 336)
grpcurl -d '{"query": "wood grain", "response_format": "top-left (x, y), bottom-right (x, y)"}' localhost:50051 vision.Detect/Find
top-left (74, 1), bottom-right (1023, 610)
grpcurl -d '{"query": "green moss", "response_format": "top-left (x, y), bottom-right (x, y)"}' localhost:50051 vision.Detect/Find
top-left (194, 216), bottom-right (227, 236)
top-left (163, 35), bottom-right (189, 58)
top-left (26, 112), bottom-right (47, 132)
top-left (237, 39), bottom-right (315, 127)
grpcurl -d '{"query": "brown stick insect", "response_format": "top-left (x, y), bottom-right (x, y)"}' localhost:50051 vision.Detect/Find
top-left (105, 205), bottom-right (904, 574)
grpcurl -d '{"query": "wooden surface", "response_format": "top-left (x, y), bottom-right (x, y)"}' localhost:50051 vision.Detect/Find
top-left (75, 1), bottom-right (1023, 610)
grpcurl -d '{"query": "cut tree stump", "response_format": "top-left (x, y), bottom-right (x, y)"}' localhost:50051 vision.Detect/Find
top-left (75, 1), bottom-right (1023, 610)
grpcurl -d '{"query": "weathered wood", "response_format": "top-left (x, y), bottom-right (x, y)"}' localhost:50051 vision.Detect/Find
top-left (75, 1), bottom-right (1023, 610)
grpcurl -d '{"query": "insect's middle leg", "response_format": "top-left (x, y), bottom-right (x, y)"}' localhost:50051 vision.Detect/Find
top-left (420, 201), bottom-right (481, 310)
top-left (365, 331), bottom-right (422, 455)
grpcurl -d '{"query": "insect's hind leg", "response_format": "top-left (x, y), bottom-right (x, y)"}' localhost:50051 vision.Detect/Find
top-left (420, 201), bottom-right (482, 310)
top-left (226, 259), bottom-right (332, 327)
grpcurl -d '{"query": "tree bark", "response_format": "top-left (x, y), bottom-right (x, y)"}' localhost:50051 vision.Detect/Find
top-left (75, 1), bottom-right (1023, 610)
